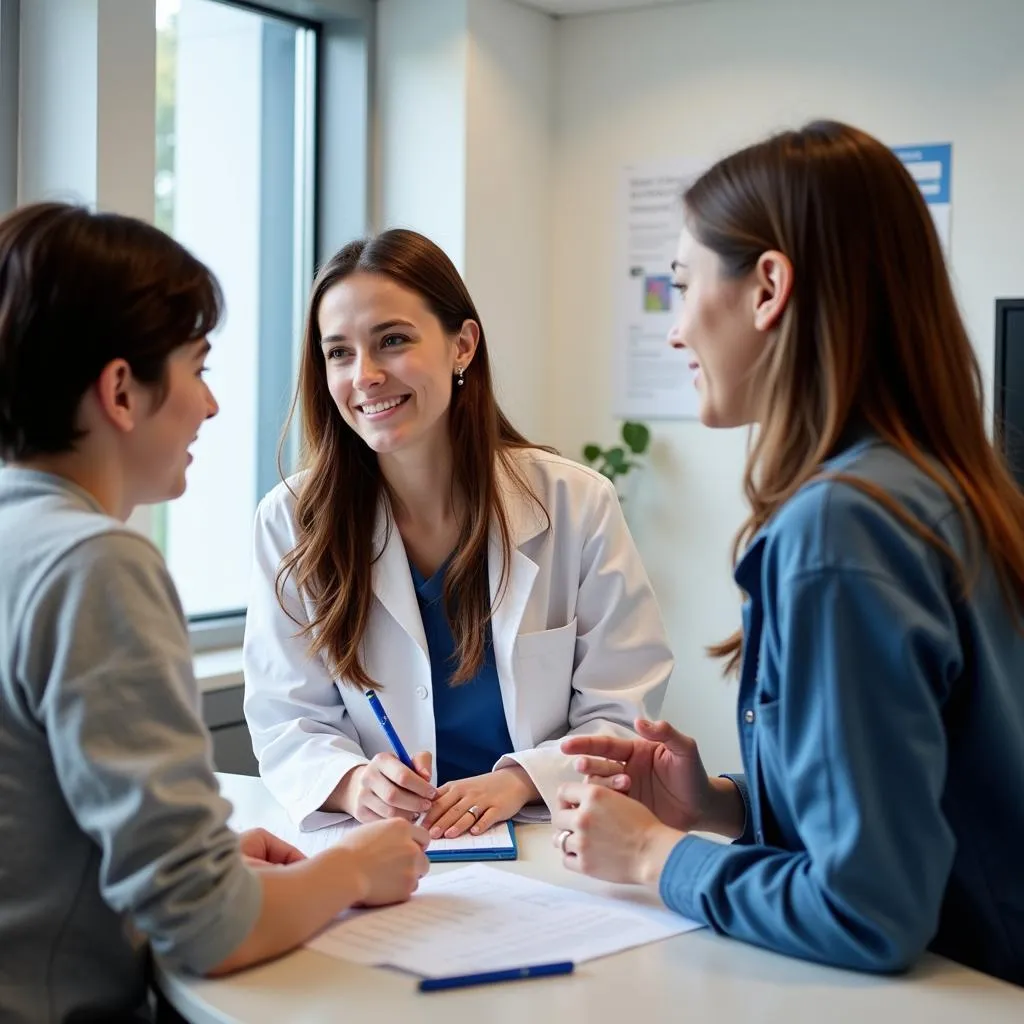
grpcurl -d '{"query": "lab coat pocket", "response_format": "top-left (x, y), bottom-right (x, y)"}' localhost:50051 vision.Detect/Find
top-left (514, 619), bottom-right (578, 675)
top-left (513, 619), bottom-right (578, 739)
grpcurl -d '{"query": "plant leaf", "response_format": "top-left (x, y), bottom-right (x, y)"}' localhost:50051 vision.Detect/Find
top-left (622, 421), bottom-right (651, 454)
top-left (605, 446), bottom-right (627, 471)
top-left (582, 443), bottom-right (601, 462)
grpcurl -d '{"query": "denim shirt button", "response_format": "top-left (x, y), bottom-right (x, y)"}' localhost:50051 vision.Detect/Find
top-left (743, 708), bottom-right (756, 724)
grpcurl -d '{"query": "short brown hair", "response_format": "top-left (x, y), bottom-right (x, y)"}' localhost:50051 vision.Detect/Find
top-left (0, 202), bottom-right (222, 461)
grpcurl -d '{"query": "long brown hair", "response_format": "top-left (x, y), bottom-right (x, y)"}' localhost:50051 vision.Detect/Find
top-left (683, 121), bottom-right (1024, 673)
top-left (278, 229), bottom-right (542, 688)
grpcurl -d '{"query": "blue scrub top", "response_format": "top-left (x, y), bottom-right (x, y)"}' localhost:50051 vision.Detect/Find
top-left (409, 559), bottom-right (514, 786)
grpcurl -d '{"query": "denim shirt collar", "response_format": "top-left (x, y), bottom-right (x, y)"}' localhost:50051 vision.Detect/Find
top-left (732, 428), bottom-right (881, 595)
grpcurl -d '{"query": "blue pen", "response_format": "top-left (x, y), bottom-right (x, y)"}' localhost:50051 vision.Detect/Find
top-left (364, 689), bottom-right (416, 771)
top-left (418, 961), bottom-right (574, 993)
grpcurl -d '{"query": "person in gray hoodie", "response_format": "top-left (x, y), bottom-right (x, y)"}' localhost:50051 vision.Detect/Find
top-left (0, 201), bottom-right (430, 1024)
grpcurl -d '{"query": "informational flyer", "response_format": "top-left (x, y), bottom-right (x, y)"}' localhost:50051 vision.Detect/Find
top-left (892, 142), bottom-right (953, 253)
top-left (615, 144), bottom-right (953, 420)
top-left (614, 159), bottom-right (707, 421)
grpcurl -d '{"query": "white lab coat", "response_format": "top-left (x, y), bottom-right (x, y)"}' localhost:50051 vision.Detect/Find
top-left (242, 448), bottom-right (672, 829)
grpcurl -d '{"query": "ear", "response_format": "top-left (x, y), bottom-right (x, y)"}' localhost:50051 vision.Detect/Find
top-left (453, 319), bottom-right (480, 370)
top-left (91, 359), bottom-right (142, 435)
top-left (751, 250), bottom-right (793, 333)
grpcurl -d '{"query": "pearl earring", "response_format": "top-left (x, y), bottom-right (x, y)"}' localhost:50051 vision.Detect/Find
top-left (456, 366), bottom-right (465, 386)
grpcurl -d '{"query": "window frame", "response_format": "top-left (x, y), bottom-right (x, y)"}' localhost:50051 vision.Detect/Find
top-left (169, 0), bottom-right (322, 651)
top-left (210, 0), bottom-right (320, 34)
top-left (9, 0), bottom-right (372, 655)
top-left (0, 0), bottom-right (20, 215)
top-left (184, 0), bottom-right (375, 653)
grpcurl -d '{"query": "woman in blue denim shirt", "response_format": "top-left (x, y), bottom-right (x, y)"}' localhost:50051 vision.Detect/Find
top-left (552, 120), bottom-right (1024, 987)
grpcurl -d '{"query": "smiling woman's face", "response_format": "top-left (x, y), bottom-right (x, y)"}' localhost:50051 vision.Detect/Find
top-left (666, 228), bottom-right (767, 429)
top-left (318, 271), bottom-right (474, 457)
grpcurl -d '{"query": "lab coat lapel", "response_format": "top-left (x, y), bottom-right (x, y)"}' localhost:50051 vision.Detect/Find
top-left (489, 457), bottom-right (547, 748)
top-left (370, 502), bottom-right (429, 661)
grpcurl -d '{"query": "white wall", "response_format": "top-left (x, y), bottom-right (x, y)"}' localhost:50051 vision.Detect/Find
top-left (375, 0), bottom-right (555, 439)
top-left (19, 0), bottom-right (155, 216)
top-left (464, 0), bottom-right (554, 440)
top-left (550, 0), bottom-right (1024, 774)
top-left (374, 0), bottom-right (468, 267)
top-left (19, 0), bottom-right (100, 204)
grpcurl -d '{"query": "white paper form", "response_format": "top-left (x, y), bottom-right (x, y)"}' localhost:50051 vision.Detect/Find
top-left (426, 822), bottom-right (514, 855)
top-left (306, 864), bottom-right (702, 977)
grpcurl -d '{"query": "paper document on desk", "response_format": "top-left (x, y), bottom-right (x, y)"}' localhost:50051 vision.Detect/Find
top-left (306, 864), bottom-right (702, 977)
top-left (229, 808), bottom-right (516, 862)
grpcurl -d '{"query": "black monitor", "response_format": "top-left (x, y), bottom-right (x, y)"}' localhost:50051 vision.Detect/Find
top-left (995, 298), bottom-right (1024, 489)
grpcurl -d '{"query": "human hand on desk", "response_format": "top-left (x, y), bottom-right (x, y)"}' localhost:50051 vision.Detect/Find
top-left (338, 818), bottom-right (431, 906)
top-left (562, 719), bottom-right (743, 837)
top-left (552, 782), bottom-right (684, 887)
top-left (238, 827), bottom-right (307, 867)
top-left (209, 818), bottom-right (430, 975)
top-left (422, 765), bottom-right (539, 839)
top-left (339, 751), bottom-right (437, 823)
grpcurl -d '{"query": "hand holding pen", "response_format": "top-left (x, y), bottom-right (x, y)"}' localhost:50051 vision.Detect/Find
top-left (337, 690), bottom-right (436, 823)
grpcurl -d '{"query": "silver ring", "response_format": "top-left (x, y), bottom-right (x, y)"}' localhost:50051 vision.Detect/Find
top-left (557, 828), bottom-right (573, 854)
top-left (467, 805), bottom-right (483, 821)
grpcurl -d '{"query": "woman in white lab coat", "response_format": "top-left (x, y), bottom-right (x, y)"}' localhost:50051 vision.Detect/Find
top-left (243, 228), bottom-right (671, 840)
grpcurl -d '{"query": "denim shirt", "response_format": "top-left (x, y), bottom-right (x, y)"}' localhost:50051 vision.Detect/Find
top-left (659, 439), bottom-right (1024, 985)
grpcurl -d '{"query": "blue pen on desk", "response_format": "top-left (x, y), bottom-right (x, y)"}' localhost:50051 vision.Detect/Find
top-left (418, 961), bottom-right (574, 993)
top-left (364, 689), bottom-right (416, 771)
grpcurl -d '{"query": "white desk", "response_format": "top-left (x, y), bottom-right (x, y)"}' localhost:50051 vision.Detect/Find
top-left (157, 774), bottom-right (1023, 1024)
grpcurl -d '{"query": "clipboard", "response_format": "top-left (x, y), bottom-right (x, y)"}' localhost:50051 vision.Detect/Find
top-left (426, 821), bottom-right (518, 863)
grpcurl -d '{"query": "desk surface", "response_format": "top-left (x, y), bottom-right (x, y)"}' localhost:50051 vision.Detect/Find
top-left (158, 774), bottom-right (1023, 1024)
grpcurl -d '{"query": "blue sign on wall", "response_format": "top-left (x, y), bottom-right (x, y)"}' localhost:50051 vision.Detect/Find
top-left (892, 143), bottom-right (952, 204)
top-left (892, 142), bottom-right (953, 251)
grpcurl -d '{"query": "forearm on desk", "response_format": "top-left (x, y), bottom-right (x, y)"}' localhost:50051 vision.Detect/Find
top-left (208, 848), bottom-right (367, 976)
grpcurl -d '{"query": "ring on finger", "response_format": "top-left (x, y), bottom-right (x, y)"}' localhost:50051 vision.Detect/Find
top-left (557, 828), bottom-right (573, 854)
top-left (467, 805), bottom-right (483, 821)
top-left (440, 807), bottom-right (476, 835)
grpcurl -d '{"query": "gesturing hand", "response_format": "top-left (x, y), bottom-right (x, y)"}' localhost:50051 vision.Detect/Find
top-left (561, 719), bottom-right (713, 833)
top-left (552, 782), bottom-right (683, 887)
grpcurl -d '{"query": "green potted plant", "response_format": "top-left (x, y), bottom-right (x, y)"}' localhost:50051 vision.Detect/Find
top-left (582, 421), bottom-right (651, 501)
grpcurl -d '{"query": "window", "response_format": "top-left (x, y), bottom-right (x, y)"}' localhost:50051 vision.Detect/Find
top-left (155, 0), bottom-right (317, 629)
top-left (0, 0), bottom-right (19, 215)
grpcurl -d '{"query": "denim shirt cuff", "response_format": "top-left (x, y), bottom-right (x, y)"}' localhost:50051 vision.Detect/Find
top-left (657, 834), bottom-right (727, 924)
top-left (720, 773), bottom-right (756, 845)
